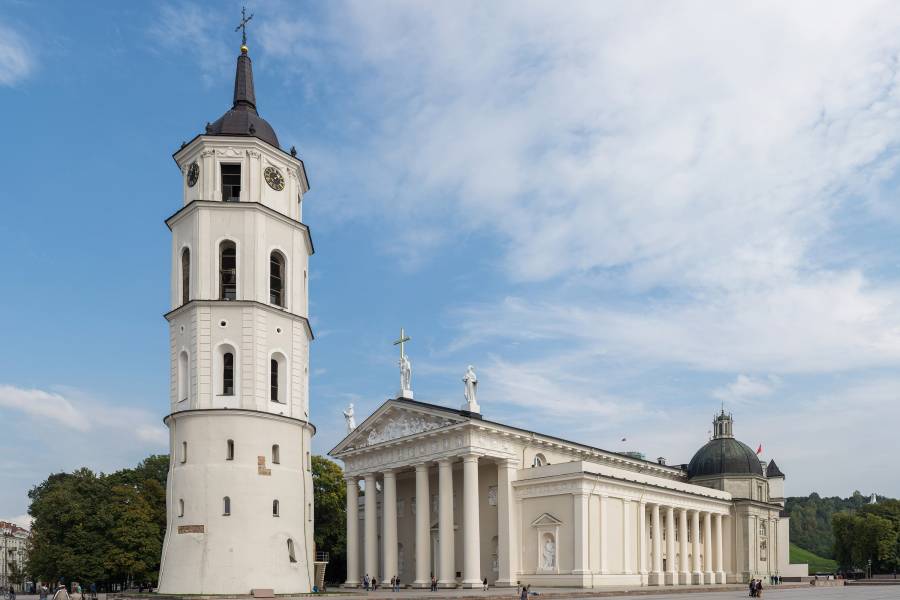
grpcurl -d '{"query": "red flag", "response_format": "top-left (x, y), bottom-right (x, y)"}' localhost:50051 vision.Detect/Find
top-left (756, 444), bottom-right (762, 455)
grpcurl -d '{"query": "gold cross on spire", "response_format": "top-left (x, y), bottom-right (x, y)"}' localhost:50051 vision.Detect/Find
top-left (235, 6), bottom-right (254, 50)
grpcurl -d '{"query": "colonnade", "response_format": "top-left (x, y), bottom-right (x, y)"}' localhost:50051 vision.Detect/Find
top-left (641, 503), bottom-right (726, 585)
top-left (344, 454), bottom-right (515, 589)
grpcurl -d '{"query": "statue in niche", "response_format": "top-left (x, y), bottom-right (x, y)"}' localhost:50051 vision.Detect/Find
top-left (343, 403), bottom-right (357, 433)
top-left (542, 534), bottom-right (556, 569)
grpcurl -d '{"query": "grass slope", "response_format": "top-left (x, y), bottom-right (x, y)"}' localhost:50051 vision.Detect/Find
top-left (790, 543), bottom-right (838, 573)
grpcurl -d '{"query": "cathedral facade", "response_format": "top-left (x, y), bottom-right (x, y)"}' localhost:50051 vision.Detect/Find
top-left (331, 399), bottom-right (808, 588)
top-left (156, 39), bottom-right (316, 594)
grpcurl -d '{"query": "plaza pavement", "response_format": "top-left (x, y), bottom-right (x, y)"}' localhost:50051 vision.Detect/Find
top-left (308, 584), bottom-right (892, 600)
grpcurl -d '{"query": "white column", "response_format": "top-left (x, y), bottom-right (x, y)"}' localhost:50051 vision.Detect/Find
top-left (715, 513), bottom-right (725, 584)
top-left (622, 499), bottom-right (633, 574)
top-left (496, 460), bottom-right (518, 587)
top-left (364, 473), bottom-right (378, 583)
top-left (638, 501), bottom-right (648, 583)
top-left (691, 510), bottom-right (702, 584)
top-left (665, 506), bottom-right (677, 585)
top-left (572, 492), bottom-right (590, 577)
top-left (461, 454), bottom-right (482, 588)
top-left (344, 477), bottom-right (360, 587)
top-left (599, 494), bottom-right (609, 574)
top-left (413, 463), bottom-right (430, 588)
top-left (650, 503), bottom-right (662, 585)
top-left (678, 509), bottom-right (689, 585)
top-left (382, 470), bottom-right (398, 583)
top-left (437, 458), bottom-right (455, 588)
top-left (704, 511), bottom-right (714, 582)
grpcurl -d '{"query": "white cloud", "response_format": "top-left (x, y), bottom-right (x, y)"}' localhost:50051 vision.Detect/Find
top-left (148, 4), bottom-right (230, 86)
top-left (261, 2), bottom-right (900, 377)
top-left (713, 375), bottom-right (777, 406)
top-left (0, 385), bottom-right (90, 431)
top-left (0, 23), bottom-right (35, 86)
top-left (136, 424), bottom-right (168, 446)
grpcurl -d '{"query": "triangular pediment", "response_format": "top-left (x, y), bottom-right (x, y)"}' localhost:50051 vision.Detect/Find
top-left (330, 399), bottom-right (468, 456)
top-left (531, 513), bottom-right (564, 527)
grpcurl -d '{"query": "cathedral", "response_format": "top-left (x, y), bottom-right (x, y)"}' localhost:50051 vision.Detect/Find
top-left (156, 29), bottom-right (316, 594)
top-left (331, 381), bottom-right (809, 588)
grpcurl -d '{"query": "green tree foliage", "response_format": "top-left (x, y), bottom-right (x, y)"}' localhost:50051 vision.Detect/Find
top-left (312, 455), bottom-right (346, 584)
top-left (785, 491), bottom-right (880, 559)
top-left (833, 500), bottom-right (900, 573)
top-left (27, 456), bottom-right (170, 587)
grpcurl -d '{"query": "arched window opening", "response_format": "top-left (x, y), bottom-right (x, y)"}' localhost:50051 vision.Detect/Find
top-left (223, 496), bottom-right (231, 516)
top-left (178, 351), bottom-right (189, 402)
top-left (532, 453), bottom-right (547, 468)
top-left (272, 444), bottom-right (280, 464)
top-left (181, 441), bottom-right (187, 463)
top-left (270, 251), bottom-right (285, 307)
top-left (181, 247), bottom-right (190, 305)
top-left (306, 451), bottom-right (311, 472)
top-left (178, 499), bottom-right (184, 517)
top-left (287, 538), bottom-right (297, 563)
top-left (273, 499), bottom-right (280, 517)
top-left (270, 353), bottom-right (286, 403)
top-left (223, 352), bottom-right (235, 396)
top-left (270, 358), bottom-right (279, 402)
top-left (219, 241), bottom-right (237, 300)
top-left (226, 439), bottom-right (234, 461)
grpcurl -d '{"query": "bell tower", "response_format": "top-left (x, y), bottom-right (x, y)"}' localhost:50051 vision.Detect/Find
top-left (157, 30), bottom-right (315, 595)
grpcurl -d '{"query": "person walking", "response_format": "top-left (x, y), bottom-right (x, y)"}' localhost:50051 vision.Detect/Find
top-left (482, 577), bottom-right (488, 591)
top-left (430, 575), bottom-right (436, 592)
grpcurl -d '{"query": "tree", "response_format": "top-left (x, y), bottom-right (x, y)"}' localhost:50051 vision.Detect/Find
top-left (833, 506), bottom-right (899, 573)
top-left (312, 455), bottom-right (346, 584)
top-left (27, 457), bottom-right (171, 588)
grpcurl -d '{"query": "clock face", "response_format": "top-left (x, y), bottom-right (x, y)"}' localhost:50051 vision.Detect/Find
top-left (186, 162), bottom-right (200, 187)
top-left (264, 166), bottom-right (285, 191)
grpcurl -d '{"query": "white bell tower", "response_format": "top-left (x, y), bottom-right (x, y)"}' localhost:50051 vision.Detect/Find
top-left (156, 36), bottom-right (315, 595)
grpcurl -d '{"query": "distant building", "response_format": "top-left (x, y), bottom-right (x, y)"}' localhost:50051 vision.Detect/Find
top-left (0, 521), bottom-right (29, 591)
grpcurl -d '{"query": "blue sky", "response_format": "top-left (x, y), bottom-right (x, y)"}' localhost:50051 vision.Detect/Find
top-left (3, 1), bottom-right (900, 525)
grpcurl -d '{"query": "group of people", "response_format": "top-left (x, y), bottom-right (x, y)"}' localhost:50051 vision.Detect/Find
top-left (361, 574), bottom-right (402, 592)
top-left (768, 574), bottom-right (782, 585)
top-left (748, 578), bottom-right (765, 597)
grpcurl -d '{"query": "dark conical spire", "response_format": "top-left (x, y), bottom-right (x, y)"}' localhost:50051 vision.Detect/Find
top-left (233, 48), bottom-right (257, 112)
top-left (205, 46), bottom-right (280, 148)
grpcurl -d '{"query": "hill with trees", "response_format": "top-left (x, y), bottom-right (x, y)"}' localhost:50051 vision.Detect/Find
top-left (786, 492), bottom-right (899, 573)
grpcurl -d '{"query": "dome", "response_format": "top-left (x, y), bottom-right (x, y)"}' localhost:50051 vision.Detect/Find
top-left (205, 49), bottom-right (280, 149)
top-left (687, 437), bottom-right (763, 478)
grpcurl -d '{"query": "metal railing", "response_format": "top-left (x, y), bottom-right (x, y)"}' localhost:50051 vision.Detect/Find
top-left (315, 551), bottom-right (329, 562)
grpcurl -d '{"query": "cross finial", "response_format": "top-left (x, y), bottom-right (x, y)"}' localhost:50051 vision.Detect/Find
top-left (393, 327), bottom-right (411, 359)
top-left (235, 6), bottom-right (254, 51)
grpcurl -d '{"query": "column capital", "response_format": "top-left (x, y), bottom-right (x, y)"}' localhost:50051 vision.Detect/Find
top-left (382, 468), bottom-right (396, 477)
top-left (436, 456), bottom-right (454, 466)
top-left (461, 452), bottom-right (482, 462)
top-left (414, 462), bottom-right (430, 472)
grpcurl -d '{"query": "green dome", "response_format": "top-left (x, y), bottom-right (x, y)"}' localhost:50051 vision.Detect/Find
top-left (687, 437), bottom-right (763, 478)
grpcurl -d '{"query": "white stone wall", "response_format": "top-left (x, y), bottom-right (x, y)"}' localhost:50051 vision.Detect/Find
top-left (158, 410), bottom-right (314, 594)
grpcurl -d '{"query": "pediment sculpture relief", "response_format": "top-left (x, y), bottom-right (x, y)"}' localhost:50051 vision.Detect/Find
top-left (361, 413), bottom-right (457, 447)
